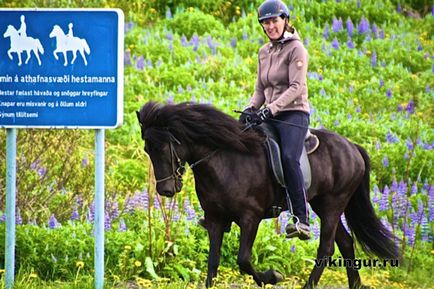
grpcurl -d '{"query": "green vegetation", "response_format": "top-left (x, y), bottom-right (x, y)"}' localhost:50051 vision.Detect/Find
top-left (0, 0), bottom-right (433, 288)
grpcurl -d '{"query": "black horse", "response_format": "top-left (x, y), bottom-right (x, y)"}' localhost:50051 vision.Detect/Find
top-left (136, 101), bottom-right (399, 288)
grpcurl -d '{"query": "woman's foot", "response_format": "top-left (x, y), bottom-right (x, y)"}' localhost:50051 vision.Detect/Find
top-left (285, 222), bottom-right (311, 240)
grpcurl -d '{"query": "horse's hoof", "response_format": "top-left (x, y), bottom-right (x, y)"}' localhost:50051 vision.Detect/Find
top-left (264, 269), bottom-right (284, 284)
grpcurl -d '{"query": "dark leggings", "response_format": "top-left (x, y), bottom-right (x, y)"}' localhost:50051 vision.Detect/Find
top-left (268, 111), bottom-right (309, 224)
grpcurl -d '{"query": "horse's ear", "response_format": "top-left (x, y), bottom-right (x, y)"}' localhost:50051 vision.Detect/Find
top-left (136, 110), bottom-right (141, 124)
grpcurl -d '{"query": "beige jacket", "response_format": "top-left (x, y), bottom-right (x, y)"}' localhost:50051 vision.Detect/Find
top-left (249, 29), bottom-right (309, 115)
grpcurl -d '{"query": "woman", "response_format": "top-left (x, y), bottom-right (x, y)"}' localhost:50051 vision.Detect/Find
top-left (241, 0), bottom-right (311, 240)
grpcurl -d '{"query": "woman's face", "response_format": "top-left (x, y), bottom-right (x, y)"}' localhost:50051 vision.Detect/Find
top-left (261, 17), bottom-right (286, 40)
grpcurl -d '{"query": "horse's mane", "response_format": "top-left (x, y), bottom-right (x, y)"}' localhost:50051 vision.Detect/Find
top-left (137, 101), bottom-right (264, 153)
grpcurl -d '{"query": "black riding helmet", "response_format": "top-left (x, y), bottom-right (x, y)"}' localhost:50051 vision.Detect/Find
top-left (258, 0), bottom-right (290, 22)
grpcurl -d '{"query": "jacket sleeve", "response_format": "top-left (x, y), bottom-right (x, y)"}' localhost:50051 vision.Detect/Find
top-left (267, 43), bottom-right (308, 115)
top-left (249, 53), bottom-right (265, 110)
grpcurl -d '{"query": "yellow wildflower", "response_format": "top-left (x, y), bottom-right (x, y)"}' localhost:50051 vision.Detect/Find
top-left (124, 245), bottom-right (132, 250)
top-left (76, 261), bottom-right (84, 269)
top-left (29, 273), bottom-right (38, 278)
top-left (134, 260), bottom-right (142, 267)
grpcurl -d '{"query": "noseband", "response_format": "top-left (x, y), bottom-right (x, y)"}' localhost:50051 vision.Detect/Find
top-left (155, 134), bottom-right (185, 184)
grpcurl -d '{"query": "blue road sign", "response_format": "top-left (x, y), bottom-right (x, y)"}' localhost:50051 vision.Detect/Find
top-left (0, 9), bottom-right (124, 128)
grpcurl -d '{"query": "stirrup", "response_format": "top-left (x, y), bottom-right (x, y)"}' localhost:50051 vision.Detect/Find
top-left (285, 222), bottom-right (311, 240)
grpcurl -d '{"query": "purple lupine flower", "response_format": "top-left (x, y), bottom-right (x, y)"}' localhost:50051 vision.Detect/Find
top-left (166, 8), bottom-right (172, 19)
top-left (146, 59), bottom-right (153, 68)
top-left (332, 17), bottom-right (343, 32)
top-left (153, 195), bottom-right (161, 209)
top-left (406, 100), bottom-right (415, 114)
top-left (166, 32), bottom-right (173, 41)
top-left (420, 215), bottom-right (429, 242)
top-left (81, 158), bottom-right (88, 167)
top-left (397, 3), bottom-right (402, 13)
top-left (136, 56), bottom-right (145, 70)
top-left (1, 214), bottom-right (7, 222)
top-left (372, 23), bottom-right (378, 39)
top-left (347, 113), bottom-right (352, 120)
top-left (312, 221), bottom-right (320, 240)
top-left (279, 212), bottom-right (289, 234)
top-left (303, 38), bottom-right (309, 46)
top-left (16, 210), bottom-right (22, 225)
top-left (406, 138), bottom-right (414, 150)
top-left (124, 50), bottom-right (131, 66)
top-left (356, 0), bottom-right (361, 8)
top-left (111, 201), bottom-right (119, 219)
top-left (346, 18), bottom-right (354, 37)
top-left (290, 245), bottom-right (296, 253)
top-left (379, 29), bottom-right (385, 39)
top-left (88, 202), bottom-right (95, 222)
top-left (397, 104), bottom-right (403, 112)
top-left (372, 185), bottom-right (380, 204)
top-left (386, 130), bottom-right (398, 143)
top-left (242, 32), bottom-right (248, 40)
top-left (190, 34), bottom-right (199, 51)
top-left (358, 17), bottom-right (369, 34)
top-left (379, 78), bottom-right (384, 87)
top-left (347, 38), bottom-right (355, 49)
top-left (331, 38), bottom-right (339, 50)
top-left (183, 199), bottom-right (196, 221)
top-left (386, 88), bottom-right (392, 98)
top-left (379, 185), bottom-right (389, 211)
top-left (334, 120), bottom-right (340, 126)
top-left (371, 51), bottom-right (377, 67)
top-left (382, 156), bottom-right (389, 167)
top-left (323, 24), bottom-right (330, 39)
top-left (49, 214), bottom-right (58, 229)
top-left (104, 213), bottom-right (111, 230)
top-left (125, 22), bottom-right (134, 33)
top-left (181, 35), bottom-right (188, 47)
top-left (411, 183), bottom-right (418, 195)
top-left (207, 36), bottom-right (217, 55)
top-left (230, 37), bottom-right (237, 48)
top-left (71, 207), bottom-right (79, 221)
top-left (118, 218), bottom-right (127, 232)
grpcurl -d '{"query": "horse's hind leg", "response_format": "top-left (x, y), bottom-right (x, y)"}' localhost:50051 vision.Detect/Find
top-left (304, 212), bottom-right (340, 289)
top-left (79, 49), bottom-right (88, 66)
top-left (71, 50), bottom-right (77, 64)
top-left (205, 220), bottom-right (226, 287)
top-left (335, 220), bottom-right (365, 289)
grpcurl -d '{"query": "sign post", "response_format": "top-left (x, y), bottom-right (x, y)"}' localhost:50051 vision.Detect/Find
top-left (0, 9), bottom-right (124, 289)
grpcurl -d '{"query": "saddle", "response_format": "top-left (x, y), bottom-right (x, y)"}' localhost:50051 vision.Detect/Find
top-left (257, 122), bottom-right (319, 190)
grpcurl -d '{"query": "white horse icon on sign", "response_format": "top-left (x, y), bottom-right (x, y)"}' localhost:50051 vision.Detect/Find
top-left (3, 15), bottom-right (44, 66)
top-left (49, 23), bottom-right (91, 66)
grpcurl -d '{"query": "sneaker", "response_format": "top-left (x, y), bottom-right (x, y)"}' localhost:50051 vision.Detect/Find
top-left (285, 222), bottom-right (311, 240)
top-left (198, 217), bottom-right (231, 233)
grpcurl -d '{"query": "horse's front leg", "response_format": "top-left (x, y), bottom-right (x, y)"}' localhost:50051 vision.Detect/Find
top-left (17, 52), bottom-right (22, 66)
top-left (25, 50), bottom-right (31, 64)
top-left (7, 49), bottom-right (13, 60)
top-left (205, 220), bottom-right (226, 287)
top-left (53, 49), bottom-right (59, 60)
top-left (63, 51), bottom-right (68, 66)
top-left (238, 217), bottom-right (283, 286)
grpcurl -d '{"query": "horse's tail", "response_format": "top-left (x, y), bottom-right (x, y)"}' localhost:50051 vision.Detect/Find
top-left (37, 39), bottom-right (44, 54)
top-left (344, 144), bottom-right (400, 260)
top-left (83, 39), bottom-right (90, 54)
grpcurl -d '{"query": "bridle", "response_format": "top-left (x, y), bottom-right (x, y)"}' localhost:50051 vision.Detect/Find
top-left (154, 132), bottom-right (217, 184)
top-left (155, 134), bottom-right (185, 184)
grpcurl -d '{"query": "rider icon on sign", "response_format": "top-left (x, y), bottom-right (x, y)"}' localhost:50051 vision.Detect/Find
top-left (49, 23), bottom-right (91, 66)
top-left (3, 14), bottom-right (44, 66)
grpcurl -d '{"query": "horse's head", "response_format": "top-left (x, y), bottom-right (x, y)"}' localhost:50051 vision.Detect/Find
top-left (3, 25), bottom-right (15, 38)
top-left (136, 104), bottom-right (187, 197)
top-left (49, 25), bottom-right (63, 38)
